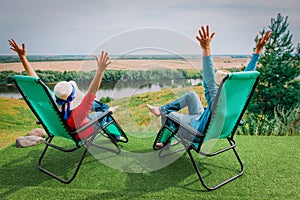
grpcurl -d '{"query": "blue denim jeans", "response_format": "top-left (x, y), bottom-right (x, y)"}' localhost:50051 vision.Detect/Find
top-left (158, 56), bottom-right (216, 139)
top-left (159, 91), bottom-right (205, 128)
top-left (89, 101), bottom-right (110, 132)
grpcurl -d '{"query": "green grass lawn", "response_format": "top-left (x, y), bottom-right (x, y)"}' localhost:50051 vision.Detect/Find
top-left (0, 91), bottom-right (299, 199)
top-left (0, 135), bottom-right (299, 199)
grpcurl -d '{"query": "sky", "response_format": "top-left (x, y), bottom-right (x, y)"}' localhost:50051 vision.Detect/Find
top-left (0, 0), bottom-right (299, 55)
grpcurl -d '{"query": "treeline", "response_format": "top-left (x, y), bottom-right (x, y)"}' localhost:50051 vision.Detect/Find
top-left (0, 69), bottom-right (204, 85)
top-left (0, 55), bottom-right (90, 63)
top-left (0, 55), bottom-right (198, 63)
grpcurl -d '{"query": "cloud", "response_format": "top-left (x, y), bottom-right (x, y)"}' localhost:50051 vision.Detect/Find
top-left (1, 0), bottom-right (299, 55)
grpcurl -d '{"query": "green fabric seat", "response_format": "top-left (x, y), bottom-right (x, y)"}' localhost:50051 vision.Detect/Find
top-left (153, 71), bottom-right (260, 190)
top-left (13, 75), bottom-right (128, 183)
top-left (13, 75), bottom-right (74, 139)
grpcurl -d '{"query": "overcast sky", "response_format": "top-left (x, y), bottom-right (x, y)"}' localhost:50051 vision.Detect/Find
top-left (1, 0), bottom-right (299, 55)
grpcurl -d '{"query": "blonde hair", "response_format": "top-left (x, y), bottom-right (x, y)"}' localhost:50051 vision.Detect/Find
top-left (215, 69), bottom-right (230, 87)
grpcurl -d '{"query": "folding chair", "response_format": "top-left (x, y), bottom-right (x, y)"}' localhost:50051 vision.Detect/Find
top-left (13, 75), bottom-right (128, 184)
top-left (153, 71), bottom-right (260, 190)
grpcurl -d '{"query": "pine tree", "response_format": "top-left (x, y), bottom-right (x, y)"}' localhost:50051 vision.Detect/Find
top-left (249, 13), bottom-right (300, 117)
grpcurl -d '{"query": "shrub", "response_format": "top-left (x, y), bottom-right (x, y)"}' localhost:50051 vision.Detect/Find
top-left (100, 96), bottom-right (113, 103)
top-left (238, 104), bottom-right (300, 136)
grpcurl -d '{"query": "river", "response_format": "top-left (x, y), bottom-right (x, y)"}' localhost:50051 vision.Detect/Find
top-left (0, 78), bottom-right (201, 100)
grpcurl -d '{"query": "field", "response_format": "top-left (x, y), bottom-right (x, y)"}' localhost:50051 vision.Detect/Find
top-left (0, 57), bottom-right (249, 72)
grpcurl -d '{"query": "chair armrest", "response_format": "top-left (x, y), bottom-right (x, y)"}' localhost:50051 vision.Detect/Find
top-left (167, 114), bottom-right (205, 138)
top-left (71, 110), bottom-right (112, 135)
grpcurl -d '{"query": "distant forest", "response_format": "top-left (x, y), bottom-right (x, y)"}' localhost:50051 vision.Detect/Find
top-left (0, 55), bottom-right (93, 63)
top-left (0, 55), bottom-right (245, 85)
top-left (0, 69), bottom-right (206, 85)
top-left (0, 54), bottom-right (248, 63)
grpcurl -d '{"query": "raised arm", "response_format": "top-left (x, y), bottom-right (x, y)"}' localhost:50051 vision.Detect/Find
top-left (8, 39), bottom-right (38, 77)
top-left (196, 25), bottom-right (218, 104)
top-left (196, 25), bottom-right (215, 56)
top-left (87, 51), bottom-right (111, 95)
top-left (255, 30), bottom-right (272, 54)
top-left (245, 30), bottom-right (272, 71)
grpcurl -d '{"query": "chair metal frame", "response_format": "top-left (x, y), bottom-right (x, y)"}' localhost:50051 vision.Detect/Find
top-left (13, 75), bottom-right (128, 183)
top-left (153, 72), bottom-right (260, 190)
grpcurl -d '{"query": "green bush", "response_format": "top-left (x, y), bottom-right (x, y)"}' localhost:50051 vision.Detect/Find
top-left (238, 104), bottom-right (300, 136)
top-left (99, 96), bottom-right (113, 103)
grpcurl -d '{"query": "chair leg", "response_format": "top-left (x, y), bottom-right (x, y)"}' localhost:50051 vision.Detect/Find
top-left (38, 137), bottom-right (89, 184)
top-left (101, 116), bottom-right (129, 144)
top-left (187, 141), bottom-right (244, 191)
top-left (158, 138), bottom-right (186, 158)
top-left (90, 131), bottom-right (121, 154)
top-left (91, 118), bottom-right (127, 154)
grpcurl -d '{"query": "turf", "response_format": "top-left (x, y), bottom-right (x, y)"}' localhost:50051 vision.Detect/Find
top-left (0, 135), bottom-right (299, 199)
top-left (0, 92), bottom-right (299, 200)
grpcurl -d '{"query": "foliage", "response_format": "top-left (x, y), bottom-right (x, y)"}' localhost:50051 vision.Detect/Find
top-left (99, 96), bottom-right (113, 104)
top-left (0, 55), bottom-right (90, 63)
top-left (0, 71), bottom-right (21, 84)
top-left (0, 69), bottom-right (202, 85)
top-left (238, 104), bottom-right (300, 136)
top-left (249, 13), bottom-right (300, 117)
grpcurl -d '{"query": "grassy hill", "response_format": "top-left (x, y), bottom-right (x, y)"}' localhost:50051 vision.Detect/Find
top-left (0, 88), bottom-right (299, 199)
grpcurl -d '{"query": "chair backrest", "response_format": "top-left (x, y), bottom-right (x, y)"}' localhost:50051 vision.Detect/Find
top-left (13, 75), bottom-right (75, 141)
top-left (203, 71), bottom-right (260, 142)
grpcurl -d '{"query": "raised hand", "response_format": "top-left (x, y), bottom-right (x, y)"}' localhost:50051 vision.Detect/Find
top-left (87, 51), bottom-right (111, 95)
top-left (95, 51), bottom-right (111, 74)
top-left (255, 30), bottom-right (272, 54)
top-left (8, 39), bottom-right (37, 77)
top-left (196, 25), bottom-right (215, 56)
top-left (8, 39), bottom-right (26, 57)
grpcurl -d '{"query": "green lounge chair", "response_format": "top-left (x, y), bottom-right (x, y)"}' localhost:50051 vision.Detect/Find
top-left (153, 71), bottom-right (260, 190)
top-left (13, 75), bottom-right (128, 184)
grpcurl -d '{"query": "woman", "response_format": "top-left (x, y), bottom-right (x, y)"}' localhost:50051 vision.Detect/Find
top-left (9, 39), bottom-right (122, 141)
top-left (147, 25), bottom-right (271, 146)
